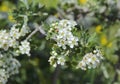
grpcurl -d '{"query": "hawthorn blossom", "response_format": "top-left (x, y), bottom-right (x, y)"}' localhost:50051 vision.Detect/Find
top-left (0, 53), bottom-right (21, 84)
top-left (48, 50), bottom-right (66, 67)
top-left (19, 40), bottom-right (30, 56)
top-left (76, 49), bottom-right (103, 70)
top-left (47, 19), bottom-right (79, 49)
top-left (48, 56), bottom-right (57, 67)
top-left (10, 25), bottom-right (21, 39)
top-left (57, 57), bottom-right (66, 66)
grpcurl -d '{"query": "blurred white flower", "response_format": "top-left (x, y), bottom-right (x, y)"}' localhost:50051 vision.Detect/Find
top-left (19, 40), bottom-right (30, 56)
top-left (76, 49), bottom-right (103, 70)
top-left (57, 57), bottom-right (66, 66)
top-left (76, 60), bottom-right (86, 70)
top-left (0, 69), bottom-right (8, 84)
top-left (0, 53), bottom-right (21, 84)
top-left (49, 50), bottom-right (66, 67)
top-left (48, 19), bottom-right (78, 49)
top-left (0, 30), bottom-right (11, 50)
top-left (48, 56), bottom-right (57, 67)
top-left (10, 25), bottom-right (21, 39)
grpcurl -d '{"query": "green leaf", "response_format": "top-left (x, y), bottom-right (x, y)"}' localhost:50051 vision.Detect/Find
top-left (87, 33), bottom-right (97, 47)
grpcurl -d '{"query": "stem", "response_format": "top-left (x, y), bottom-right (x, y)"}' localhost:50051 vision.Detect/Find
top-left (34, 23), bottom-right (47, 36)
top-left (52, 64), bottom-right (61, 84)
top-left (26, 28), bottom-right (38, 40)
top-left (26, 23), bottom-right (46, 40)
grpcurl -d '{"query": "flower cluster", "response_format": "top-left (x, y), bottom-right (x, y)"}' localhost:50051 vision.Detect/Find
top-left (48, 51), bottom-right (66, 67)
top-left (0, 16), bottom-right (30, 55)
top-left (0, 69), bottom-right (7, 84)
top-left (0, 16), bottom-right (31, 84)
top-left (19, 40), bottom-right (31, 56)
top-left (0, 29), bottom-right (18, 51)
top-left (76, 49), bottom-right (103, 70)
top-left (48, 19), bottom-right (78, 49)
top-left (10, 25), bottom-right (21, 39)
top-left (0, 22), bottom-right (30, 51)
top-left (0, 53), bottom-right (21, 84)
top-left (0, 25), bottom-right (30, 54)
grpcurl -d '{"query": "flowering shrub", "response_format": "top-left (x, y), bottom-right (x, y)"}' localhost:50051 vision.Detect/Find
top-left (0, 15), bottom-right (30, 83)
top-left (46, 19), bottom-right (103, 69)
top-left (76, 49), bottom-right (103, 70)
top-left (0, 2), bottom-right (103, 83)
top-left (47, 20), bottom-right (78, 49)
top-left (0, 0), bottom-right (120, 84)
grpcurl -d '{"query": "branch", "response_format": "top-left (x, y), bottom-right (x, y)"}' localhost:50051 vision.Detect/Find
top-left (26, 23), bottom-right (46, 40)
top-left (26, 28), bottom-right (38, 40)
top-left (52, 64), bottom-right (61, 84)
top-left (34, 23), bottom-right (47, 36)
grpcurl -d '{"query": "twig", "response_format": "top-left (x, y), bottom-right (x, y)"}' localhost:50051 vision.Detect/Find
top-left (34, 23), bottom-right (47, 36)
top-left (26, 23), bottom-right (46, 40)
top-left (26, 28), bottom-right (38, 40)
top-left (52, 64), bottom-right (61, 84)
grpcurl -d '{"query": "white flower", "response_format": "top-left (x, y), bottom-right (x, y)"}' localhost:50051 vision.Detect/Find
top-left (19, 40), bottom-right (30, 56)
top-left (58, 29), bottom-right (67, 38)
top-left (0, 69), bottom-right (8, 84)
top-left (51, 51), bottom-right (58, 56)
top-left (76, 61), bottom-right (86, 70)
top-left (77, 49), bottom-right (103, 70)
top-left (48, 56), bottom-right (66, 67)
top-left (10, 25), bottom-right (21, 39)
top-left (0, 24), bottom-right (23, 50)
top-left (48, 19), bottom-right (78, 49)
top-left (93, 49), bottom-right (103, 59)
top-left (48, 56), bottom-right (57, 67)
top-left (0, 53), bottom-right (21, 84)
top-left (9, 38), bottom-right (18, 48)
top-left (57, 39), bottom-right (67, 49)
top-left (68, 37), bottom-right (78, 48)
top-left (49, 50), bottom-right (67, 67)
top-left (0, 30), bottom-right (10, 50)
top-left (57, 57), bottom-right (65, 65)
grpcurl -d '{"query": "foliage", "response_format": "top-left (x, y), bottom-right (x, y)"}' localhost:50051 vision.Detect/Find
top-left (0, 0), bottom-right (120, 84)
